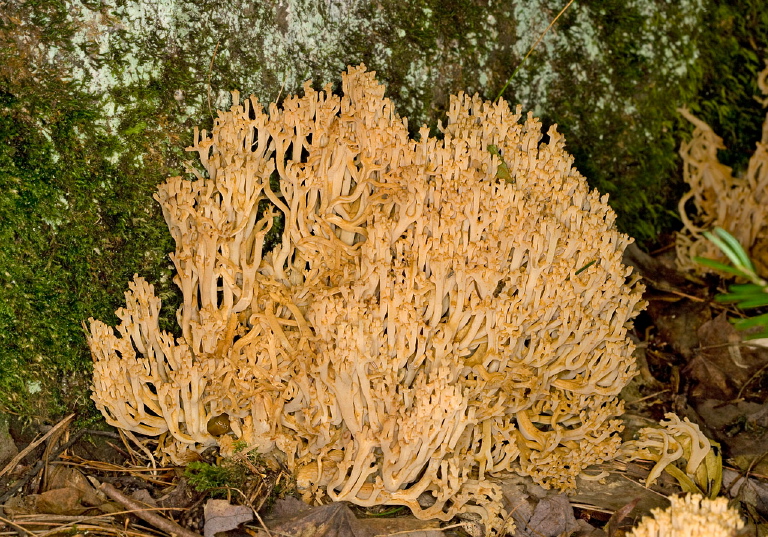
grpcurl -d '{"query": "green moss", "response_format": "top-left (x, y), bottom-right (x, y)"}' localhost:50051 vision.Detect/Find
top-left (689, 1), bottom-right (768, 176)
top-left (0, 81), bottom-right (178, 419)
top-left (0, 1), bottom-right (181, 420)
top-left (185, 460), bottom-right (244, 496)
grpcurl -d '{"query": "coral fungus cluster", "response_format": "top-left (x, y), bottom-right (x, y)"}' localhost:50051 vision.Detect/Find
top-left (628, 494), bottom-right (743, 537)
top-left (676, 63), bottom-right (768, 276)
top-left (87, 65), bottom-right (644, 532)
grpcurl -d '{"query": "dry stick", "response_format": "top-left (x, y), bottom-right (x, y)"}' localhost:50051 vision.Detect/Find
top-left (99, 482), bottom-right (202, 537)
top-left (735, 360), bottom-right (768, 401)
top-left (36, 523), bottom-right (154, 537)
top-left (625, 389), bottom-right (672, 407)
top-left (0, 429), bottom-right (88, 504)
top-left (252, 511), bottom-right (272, 537)
top-left (41, 417), bottom-right (75, 493)
top-left (225, 486), bottom-right (273, 537)
top-left (14, 509), bottom-right (183, 537)
top-left (0, 414), bottom-right (75, 480)
top-left (120, 429), bottom-right (157, 474)
top-left (0, 514), bottom-right (33, 537)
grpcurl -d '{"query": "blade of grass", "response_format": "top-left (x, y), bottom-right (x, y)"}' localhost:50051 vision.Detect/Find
top-left (496, 0), bottom-right (575, 100)
top-left (733, 313), bottom-right (768, 330)
top-left (693, 257), bottom-right (750, 279)
top-left (735, 295), bottom-right (768, 309)
top-left (703, 231), bottom-right (746, 271)
top-left (712, 227), bottom-right (755, 271)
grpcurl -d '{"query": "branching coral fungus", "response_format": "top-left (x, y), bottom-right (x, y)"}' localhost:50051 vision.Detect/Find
top-left (87, 65), bottom-right (645, 534)
top-left (627, 494), bottom-right (743, 537)
top-left (621, 413), bottom-right (721, 497)
top-left (676, 63), bottom-right (768, 277)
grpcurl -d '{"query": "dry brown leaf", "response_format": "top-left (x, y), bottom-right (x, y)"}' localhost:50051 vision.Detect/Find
top-left (203, 499), bottom-right (253, 537)
top-left (5, 487), bottom-right (98, 516)
top-left (262, 499), bottom-right (374, 537)
top-left (259, 497), bottom-right (444, 537)
top-left (685, 313), bottom-right (751, 401)
top-left (35, 487), bottom-right (94, 515)
top-left (606, 497), bottom-right (640, 537)
top-left (45, 465), bottom-right (102, 506)
top-left (524, 494), bottom-right (579, 537)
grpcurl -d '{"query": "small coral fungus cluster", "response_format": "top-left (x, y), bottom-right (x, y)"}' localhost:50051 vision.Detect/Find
top-left (676, 63), bottom-right (768, 276)
top-left (87, 65), bottom-right (645, 533)
top-left (628, 494), bottom-right (743, 537)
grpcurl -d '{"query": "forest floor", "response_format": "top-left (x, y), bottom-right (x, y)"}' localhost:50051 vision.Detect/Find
top-left (0, 240), bottom-right (766, 537)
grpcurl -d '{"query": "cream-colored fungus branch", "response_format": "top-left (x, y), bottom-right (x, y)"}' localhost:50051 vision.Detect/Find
top-left (88, 65), bottom-right (645, 534)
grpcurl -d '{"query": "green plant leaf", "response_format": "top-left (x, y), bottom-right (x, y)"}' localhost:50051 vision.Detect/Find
top-left (575, 260), bottom-right (597, 275)
top-left (715, 227), bottom-right (755, 273)
top-left (663, 464), bottom-right (705, 496)
top-left (735, 295), bottom-right (768, 309)
top-left (733, 312), bottom-right (768, 331)
top-left (714, 287), bottom-right (768, 304)
top-left (704, 228), bottom-right (746, 271)
top-left (728, 283), bottom-right (767, 294)
top-left (487, 145), bottom-right (513, 183)
top-left (693, 256), bottom-right (750, 279)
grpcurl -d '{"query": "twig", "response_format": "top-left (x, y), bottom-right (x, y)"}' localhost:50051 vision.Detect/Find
top-left (223, 486), bottom-right (273, 536)
top-left (119, 429), bottom-right (157, 474)
top-left (0, 418), bottom-right (86, 505)
top-left (41, 419), bottom-right (74, 493)
top-left (22, 509), bottom-right (168, 537)
top-left (0, 432), bottom-right (83, 503)
top-left (625, 389), bottom-right (671, 407)
top-left (735, 360), bottom-right (768, 401)
top-left (0, 414), bottom-right (74, 480)
top-left (660, 288), bottom-right (706, 302)
top-left (105, 440), bottom-right (132, 460)
top-left (0, 514), bottom-right (33, 537)
top-left (252, 510), bottom-right (272, 537)
top-left (99, 482), bottom-right (202, 537)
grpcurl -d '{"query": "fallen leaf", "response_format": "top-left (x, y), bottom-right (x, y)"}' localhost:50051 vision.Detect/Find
top-left (572, 519), bottom-right (608, 536)
top-left (685, 313), bottom-right (752, 401)
top-left (260, 497), bottom-right (443, 537)
top-left (500, 478), bottom-right (535, 531)
top-left (36, 487), bottom-right (93, 515)
top-left (45, 465), bottom-right (104, 507)
top-left (605, 497), bottom-right (640, 537)
top-left (131, 488), bottom-right (157, 507)
top-left (157, 477), bottom-right (196, 509)
top-left (263, 500), bottom-right (375, 537)
top-left (4, 472), bottom-right (107, 517)
top-left (204, 499), bottom-right (254, 537)
top-left (525, 494), bottom-right (579, 537)
top-left (499, 475), bottom-right (580, 537)
top-left (724, 467), bottom-right (768, 517)
top-left (359, 517), bottom-right (443, 536)
top-left (645, 299), bottom-right (710, 359)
